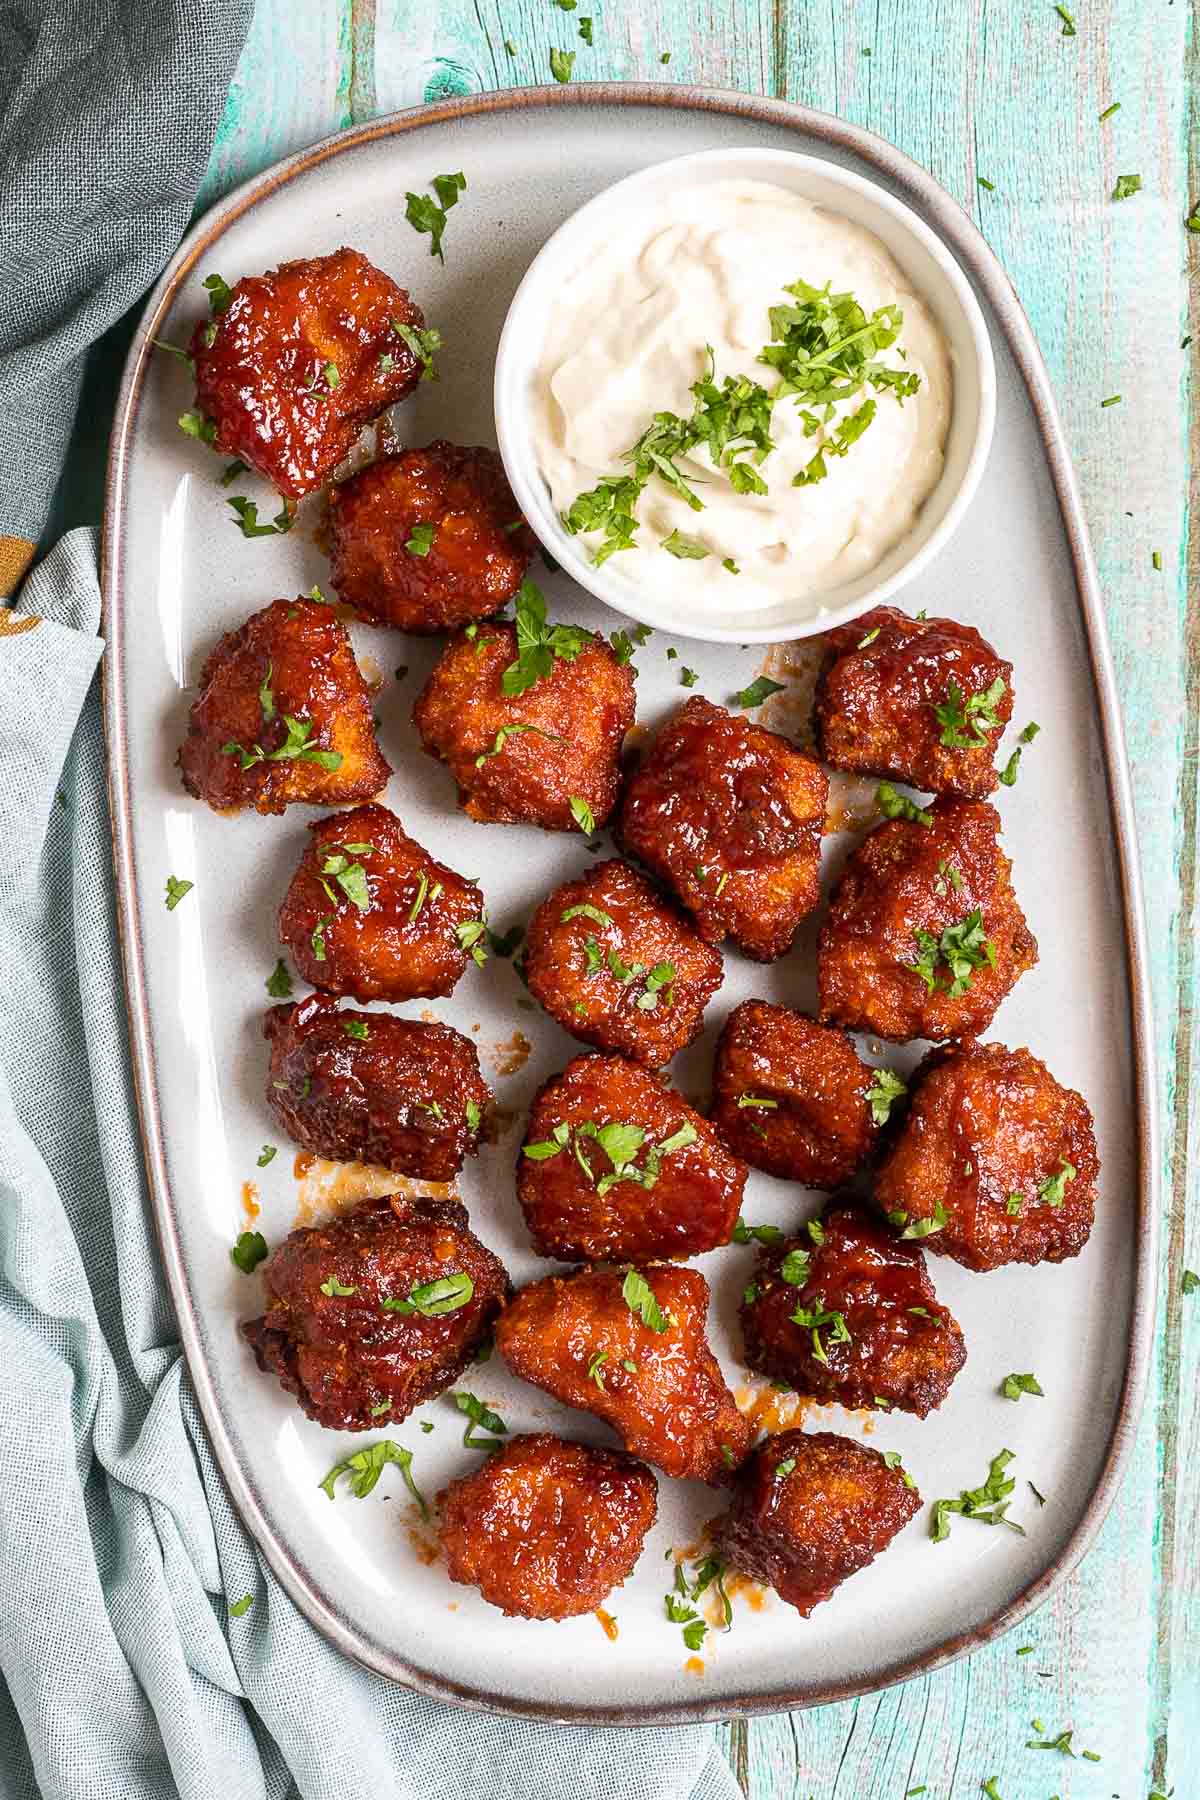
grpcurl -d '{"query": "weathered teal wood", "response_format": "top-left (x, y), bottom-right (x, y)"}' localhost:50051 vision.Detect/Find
top-left (198, 4), bottom-right (1197, 1794)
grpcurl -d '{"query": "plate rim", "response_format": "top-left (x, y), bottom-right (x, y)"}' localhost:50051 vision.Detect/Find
top-left (99, 81), bottom-right (1159, 1726)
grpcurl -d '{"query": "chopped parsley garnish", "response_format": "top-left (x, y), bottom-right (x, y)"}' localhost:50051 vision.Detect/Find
top-left (732, 1218), bottom-right (784, 1245)
top-left (680, 666), bottom-right (699, 687)
top-left (550, 46), bottom-right (576, 81)
top-left (319, 1439), bottom-right (427, 1514)
top-left (663, 1555), bottom-right (731, 1653)
top-left (569, 795), bottom-right (596, 834)
top-left (319, 848), bottom-right (371, 908)
top-left (578, 15), bottom-right (593, 41)
top-left (153, 338), bottom-right (194, 371)
top-left (933, 858), bottom-right (963, 896)
top-left (1112, 173), bottom-right (1142, 201)
top-left (504, 36), bottom-right (516, 53)
top-left (465, 1100), bottom-right (482, 1133)
top-left (383, 1272), bottom-right (474, 1316)
top-left (1001, 1371), bottom-right (1044, 1401)
top-left (896, 1201), bottom-right (949, 1241)
top-left (203, 272), bottom-right (233, 314)
top-left (930, 1448), bottom-right (1024, 1542)
top-left (502, 579), bottom-right (591, 694)
top-left (230, 1230), bottom-right (268, 1274)
top-left (228, 1593), bottom-right (253, 1617)
top-left (857, 625), bottom-right (881, 646)
top-left (933, 676), bottom-right (1006, 747)
top-left (1037, 1159), bottom-right (1076, 1206)
top-left (775, 1457), bottom-right (797, 1477)
top-left (661, 530), bottom-right (709, 559)
top-left (877, 782), bottom-right (932, 826)
top-left (392, 320), bottom-right (442, 380)
top-left (999, 720), bottom-right (1041, 786)
top-left (227, 495), bottom-right (293, 537)
top-left (1153, 549), bottom-right (1162, 571)
top-left (474, 722), bottom-right (564, 767)
top-left (341, 1018), bottom-right (369, 1041)
top-left (256, 1144), bottom-right (277, 1167)
top-left (523, 1117), bottom-right (694, 1198)
top-left (1098, 100), bottom-right (1121, 122)
top-left (178, 410), bottom-right (216, 442)
top-left (404, 171), bottom-right (466, 262)
top-left (310, 913), bottom-right (333, 962)
top-left (1101, 393), bottom-right (1122, 408)
top-left (164, 875), bottom-right (193, 911)
top-left (1025, 1726), bottom-right (1077, 1753)
top-left (736, 1093), bottom-right (778, 1110)
top-left (452, 1391), bottom-right (507, 1449)
top-left (882, 1450), bottom-right (916, 1488)
top-left (222, 712), bottom-right (342, 774)
top-left (865, 1067), bottom-right (907, 1124)
top-left (1183, 1268), bottom-right (1199, 1295)
top-left (561, 902), bottom-right (614, 928)
top-left (265, 958), bottom-right (293, 998)
top-left (405, 523), bottom-right (435, 557)
top-left (622, 1268), bottom-right (672, 1333)
top-left (219, 458), bottom-right (247, 486)
top-left (319, 1275), bottom-right (358, 1296)
top-left (1053, 3), bottom-right (1076, 34)
top-left (588, 1350), bottom-right (609, 1390)
top-left (906, 909), bottom-right (996, 997)
top-left (456, 918), bottom-right (489, 967)
top-left (779, 1247), bottom-right (811, 1287)
top-left (789, 1299), bottom-right (849, 1363)
top-left (977, 176), bottom-right (995, 192)
top-left (734, 676), bottom-right (785, 708)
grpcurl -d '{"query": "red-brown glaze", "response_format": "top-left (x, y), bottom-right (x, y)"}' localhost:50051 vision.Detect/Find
top-left (817, 797), bottom-right (1037, 1042)
top-left (524, 860), bottom-right (724, 1068)
top-left (241, 1194), bottom-right (507, 1430)
top-left (437, 1432), bottom-right (658, 1619)
top-left (413, 623), bottom-right (636, 831)
top-left (178, 596), bottom-right (390, 815)
top-left (875, 1041), bottom-right (1099, 1270)
top-left (711, 1001), bottom-right (884, 1188)
top-left (814, 605), bottom-right (1014, 798)
top-left (713, 1429), bottom-right (921, 1617)
top-left (495, 1264), bottom-right (751, 1484)
top-left (617, 695), bottom-right (828, 961)
top-left (517, 1053), bottom-right (745, 1263)
top-left (189, 248), bottom-right (426, 498)
top-left (264, 994), bottom-right (491, 1180)
top-left (277, 802), bottom-right (485, 1002)
top-left (327, 443), bottom-right (536, 632)
top-left (739, 1203), bottom-right (966, 1416)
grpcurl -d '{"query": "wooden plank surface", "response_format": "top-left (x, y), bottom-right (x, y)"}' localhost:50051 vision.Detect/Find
top-left (199, 3), bottom-right (1197, 1792)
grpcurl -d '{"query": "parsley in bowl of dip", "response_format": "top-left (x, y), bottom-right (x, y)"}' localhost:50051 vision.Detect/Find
top-left (493, 147), bottom-right (995, 643)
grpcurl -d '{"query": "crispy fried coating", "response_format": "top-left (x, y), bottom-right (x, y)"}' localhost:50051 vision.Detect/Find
top-left (264, 994), bottom-right (491, 1180)
top-left (517, 1054), bottom-right (745, 1263)
top-left (523, 860), bottom-right (723, 1067)
top-left (711, 1001), bottom-right (885, 1187)
top-left (875, 1041), bottom-right (1099, 1270)
top-left (713, 1429), bottom-right (920, 1617)
top-left (495, 1264), bottom-right (751, 1484)
top-left (437, 1433), bottom-right (657, 1619)
top-left (739, 1203), bottom-right (966, 1416)
top-left (413, 622), bottom-right (635, 831)
top-left (814, 605), bottom-right (1014, 798)
top-left (189, 248), bottom-right (426, 498)
top-left (277, 802), bottom-right (485, 1002)
top-left (327, 443), bottom-right (535, 632)
top-left (817, 797), bottom-right (1037, 1042)
top-left (177, 596), bottom-right (390, 816)
top-left (617, 695), bottom-right (828, 961)
top-left (241, 1194), bottom-right (507, 1430)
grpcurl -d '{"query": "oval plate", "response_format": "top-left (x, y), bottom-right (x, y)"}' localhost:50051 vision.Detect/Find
top-left (102, 86), bottom-right (1156, 1725)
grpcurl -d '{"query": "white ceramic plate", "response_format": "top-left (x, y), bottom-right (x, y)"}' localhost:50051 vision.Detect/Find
top-left (103, 87), bottom-right (1155, 1725)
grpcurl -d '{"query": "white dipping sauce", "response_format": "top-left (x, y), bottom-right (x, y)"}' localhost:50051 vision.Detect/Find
top-left (532, 178), bottom-right (952, 620)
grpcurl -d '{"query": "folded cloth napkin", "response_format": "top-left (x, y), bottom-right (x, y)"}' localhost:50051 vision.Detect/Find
top-left (0, 6), bottom-right (742, 1796)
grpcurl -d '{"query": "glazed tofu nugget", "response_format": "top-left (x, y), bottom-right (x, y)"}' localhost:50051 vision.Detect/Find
top-left (713, 1430), bottom-right (920, 1617)
top-left (818, 797), bottom-right (1037, 1042)
top-left (189, 247), bottom-right (430, 498)
top-left (495, 1264), bottom-right (751, 1484)
top-left (875, 1041), bottom-right (1099, 1270)
top-left (740, 1204), bottom-right (966, 1416)
top-left (328, 443), bottom-right (536, 633)
top-left (264, 994), bottom-right (491, 1180)
top-left (524, 860), bottom-right (723, 1067)
top-left (518, 1053), bottom-right (745, 1263)
top-left (277, 802), bottom-right (486, 1002)
top-left (178, 596), bottom-right (390, 816)
top-left (711, 1001), bottom-right (895, 1187)
top-left (814, 605), bottom-right (1014, 798)
top-left (438, 1433), bottom-right (657, 1620)
top-left (241, 1194), bottom-right (507, 1430)
top-left (618, 695), bottom-right (828, 961)
top-left (413, 592), bottom-right (635, 831)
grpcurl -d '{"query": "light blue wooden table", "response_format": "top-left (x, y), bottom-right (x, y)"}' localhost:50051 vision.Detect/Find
top-left (199, 5), bottom-right (1197, 1793)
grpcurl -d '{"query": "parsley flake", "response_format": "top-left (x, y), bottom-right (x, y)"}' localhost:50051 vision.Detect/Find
top-left (502, 580), bottom-right (591, 695)
top-left (164, 875), bottom-right (193, 911)
top-left (230, 1230), bottom-right (268, 1274)
top-left (227, 496), bottom-right (293, 538)
top-left (732, 1218), bottom-right (784, 1245)
top-left (228, 1593), bottom-right (253, 1617)
top-left (383, 1272), bottom-right (474, 1316)
top-left (404, 171), bottom-right (466, 262)
top-left (569, 795), bottom-right (596, 834)
top-left (265, 958), bottom-right (293, 998)
top-left (550, 46), bottom-right (576, 81)
top-left (406, 523), bottom-right (435, 557)
top-left (865, 1067), bottom-right (906, 1125)
top-left (877, 782), bottom-right (932, 826)
top-left (452, 1390), bottom-right (507, 1449)
top-left (933, 676), bottom-right (1006, 747)
top-left (906, 909), bottom-right (996, 998)
top-left (1113, 173), bottom-right (1142, 201)
top-left (931, 1448), bottom-right (1025, 1542)
top-left (256, 1144), bottom-right (277, 1168)
top-left (622, 1269), bottom-right (671, 1333)
top-left (734, 676), bottom-right (785, 708)
top-left (319, 1439), bottom-right (427, 1514)
top-left (1001, 1371), bottom-right (1044, 1401)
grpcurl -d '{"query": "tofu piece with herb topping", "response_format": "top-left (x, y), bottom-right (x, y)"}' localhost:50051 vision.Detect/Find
top-left (412, 589), bottom-right (635, 831)
top-left (523, 859), bottom-right (723, 1067)
top-left (517, 1053), bottom-right (746, 1263)
top-left (739, 1204), bottom-right (966, 1416)
top-left (264, 994), bottom-right (491, 1180)
top-left (327, 442), bottom-right (536, 632)
top-left (711, 1000), bottom-right (895, 1187)
top-left (437, 1433), bottom-right (657, 1620)
top-left (814, 605), bottom-right (1015, 798)
top-left (241, 1194), bottom-right (507, 1431)
top-left (617, 695), bottom-right (828, 962)
top-left (875, 1041), bottom-right (1099, 1270)
top-left (188, 247), bottom-right (430, 499)
top-left (817, 797), bottom-right (1037, 1042)
top-left (277, 802), bottom-right (487, 1002)
top-left (713, 1429), bottom-right (920, 1618)
top-left (494, 1264), bottom-right (751, 1484)
top-left (177, 595), bottom-right (390, 816)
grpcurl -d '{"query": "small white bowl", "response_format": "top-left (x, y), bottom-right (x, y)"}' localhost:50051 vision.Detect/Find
top-left (494, 146), bottom-right (996, 644)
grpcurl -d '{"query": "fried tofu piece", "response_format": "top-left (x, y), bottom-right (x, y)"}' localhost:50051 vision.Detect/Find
top-left (437, 1433), bottom-right (657, 1620)
top-left (875, 1041), bottom-right (1099, 1270)
top-left (814, 605), bottom-right (1014, 798)
top-left (412, 618), bottom-right (635, 831)
top-left (328, 443), bottom-right (536, 633)
top-left (617, 695), bottom-right (828, 961)
top-left (241, 1194), bottom-right (507, 1430)
top-left (711, 1001), bottom-right (890, 1187)
top-left (189, 248), bottom-right (427, 498)
top-left (495, 1264), bottom-right (751, 1484)
top-left (517, 1054), bottom-right (745, 1263)
top-left (264, 994), bottom-right (491, 1180)
top-left (739, 1203), bottom-right (966, 1416)
top-left (713, 1429), bottom-right (921, 1617)
top-left (817, 797), bottom-right (1037, 1042)
top-left (523, 860), bottom-right (723, 1068)
top-left (277, 802), bottom-right (485, 1002)
top-left (178, 596), bottom-right (390, 816)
